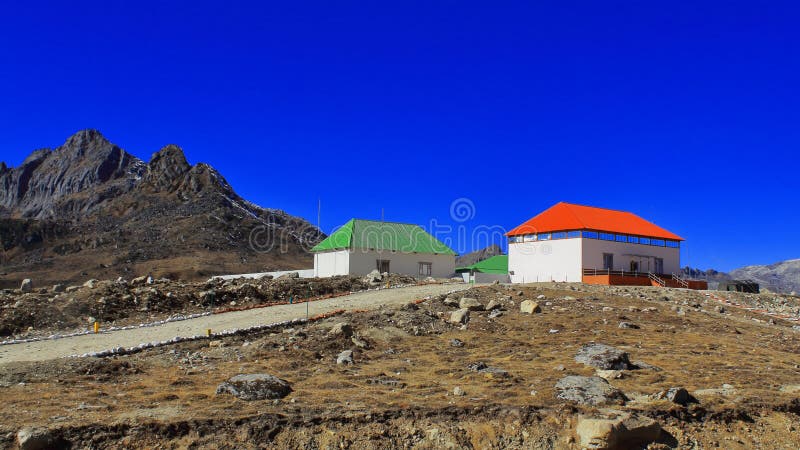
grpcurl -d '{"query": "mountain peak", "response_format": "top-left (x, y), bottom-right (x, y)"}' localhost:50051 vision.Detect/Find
top-left (143, 145), bottom-right (192, 191)
top-left (61, 129), bottom-right (112, 156)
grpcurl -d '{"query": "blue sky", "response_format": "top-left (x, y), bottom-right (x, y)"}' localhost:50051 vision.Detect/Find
top-left (1, 1), bottom-right (798, 271)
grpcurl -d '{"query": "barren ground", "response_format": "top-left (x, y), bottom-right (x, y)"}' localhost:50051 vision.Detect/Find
top-left (1, 282), bottom-right (800, 449)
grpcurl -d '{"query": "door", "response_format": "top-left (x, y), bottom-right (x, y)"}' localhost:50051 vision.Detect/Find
top-left (377, 259), bottom-right (390, 273)
top-left (654, 258), bottom-right (664, 274)
top-left (602, 253), bottom-right (613, 270)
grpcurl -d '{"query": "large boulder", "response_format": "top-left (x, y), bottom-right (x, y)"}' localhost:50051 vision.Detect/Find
top-left (337, 350), bottom-right (354, 365)
top-left (575, 343), bottom-right (633, 370)
top-left (575, 410), bottom-right (661, 449)
top-left (365, 270), bottom-right (383, 284)
top-left (216, 374), bottom-right (292, 401)
top-left (459, 297), bottom-right (483, 311)
top-left (450, 308), bottom-right (470, 324)
top-left (16, 427), bottom-right (61, 450)
top-left (520, 300), bottom-right (541, 314)
top-left (20, 279), bottom-right (33, 292)
top-left (555, 375), bottom-right (626, 406)
top-left (328, 322), bottom-right (354, 338)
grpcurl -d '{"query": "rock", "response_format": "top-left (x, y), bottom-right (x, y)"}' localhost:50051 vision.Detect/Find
top-left (520, 300), bottom-right (541, 314)
top-left (351, 335), bottom-right (370, 349)
top-left (596, 370), bottom-right (624, 381)
top-left (443, 297), bottom-right (459, 307)
top-left (468, 361), bottom-right (509, 378)
top-left (279, 272), bottom-right (300, 279)
top-left (450, 338), bottom-right (464, 347)
top-left (536, 294), bottom-right (546, 300)
top-left (555, 376), bottom-right (627, 406)
top-left (484, 299), bottom-right (501, 311)
top-left (715, 305), bottom-right (726, 314)
top-left (336, 350), bottom-right (354, 365)
top-left (83, 279), bottom-right (97, 288)
top-left (132, 275), bottom-right (148, 285)
top-left (16, 427), bottom-right (59, 450)
top-left (20, 279), bottom-right (33, 292)
top-left (146, 276), bottom-right (154, 284)
top-left (453, 386), bottom-right (465, 396)
top-left (618, 322), bottom-right (640, 329)
top-left (365, 270), bottom-right (382, 283)
top-left (665, 387), bottom-right (693, 406)
top-left (459, 297), bottom-right (483, 311)
top-left (328, 322), bottom-right (354, 338)
top-left (450, 308), bottom-right (470, 324)
top-left (488, 309), bottom-right (503, 319)
top-left (216, 374), bottom-right (292, 401)
top-left (575, 410), bottom-right (661, 449)
top-left (575, 343), bottom-right (633, 370)
top-left (52, 284), bottom-right (65, 293)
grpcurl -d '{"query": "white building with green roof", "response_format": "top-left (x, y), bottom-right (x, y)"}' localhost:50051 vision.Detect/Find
top-left (311, 219), bottom-right (456, 278)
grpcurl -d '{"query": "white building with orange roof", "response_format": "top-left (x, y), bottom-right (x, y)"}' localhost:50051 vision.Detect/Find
top-left (506, 202), bottom-right (705, 289)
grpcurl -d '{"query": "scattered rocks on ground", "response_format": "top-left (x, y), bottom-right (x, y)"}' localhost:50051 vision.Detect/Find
top-left (596, 369), bottom-right (624, 380)
top-left (449, 338), bottom-right (464, 347)
top-left (575, 343), bottom-right (633, 370)
top-left (443, 297), bottom-right (459, 307)
top-left (520, 300), bottom-right (541, 314)
top-left (555, 375), bottom-right (627, 406)
top-left (654, 387), bottom-right (696, 406)
top-left (364, 270), bottom-right (382, 284)
top-left (618, 321), bottom-right (640, 329)
top-left (51, 284), bottom-right (65, 293)
top-left (215, 374), bottom-right (292, 401)
top-left (453, 386), bottom-right (465, 396)
top-left (488, 309), bottom-right (503, 319)
top-left (484, 299), bottom-right (500, 311)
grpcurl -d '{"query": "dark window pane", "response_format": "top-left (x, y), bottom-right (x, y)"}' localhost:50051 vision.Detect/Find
top-left (666, 240), bottom-right (680, 248)
top-left (600, 232), bottom-right (615, 241)
top-left (583, 231), bottom-right (599, 239)
top-left (567, 231), bottom-right (581, 238)
top-left (628, 236), bottom-right (639, 244)
top-left (538, 233), bottom-right (550, 241)
top-left (552, 232), bottom-right (567, 240)
top-left (639, 237), bottom-right (651, 245)
top-left (616, 234), bottom-right (627, 242)
top-left (651, 239), bottom-right (665, 246)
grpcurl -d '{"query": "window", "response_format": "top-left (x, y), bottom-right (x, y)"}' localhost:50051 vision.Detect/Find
top-left (509, 236), bottom-right (522, 243)
top-left (552, 232), bottom-right (567, 240)
top-left (616, 234), bottom-right (627, 242)
top-left (418, 262), bottom-right (432, 276)
top-left (639, 237), bottom-right (651, 245)
top-left (538, 233), bottom-right (551, 241)
top-left (599, 232), bottom-right (615, 241)
top-left (376, 259), bottom-right (390, 273)
top-left (628, 236), bottom-right (639, 244)
top-left (603, 253), bottom-right (614, 270)
top-left (651, 239), bottom-right (665, 247)
top-left (666, 240), bottom-right (680, 248)
top-left (582, 231), bottom-right (599, 239)
top-left (654, 258), bottom-right (664, 274)
top-left (524, 234), bottom-right (536, 242)
top-left (567, 231), bottom-right (581, 238)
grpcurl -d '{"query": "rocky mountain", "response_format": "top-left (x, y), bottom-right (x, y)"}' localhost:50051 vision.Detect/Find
top-left (682, 259), bottom-right (800, 294)
top-left (455, 244), bottom-right (504, 268)
top-left (0, 130), bottom-right (323, 287)
top-left (730, 259), bottom-right (800, 294)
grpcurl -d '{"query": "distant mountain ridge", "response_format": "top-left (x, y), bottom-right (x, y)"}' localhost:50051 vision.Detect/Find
top-left (0, 130), bottom-right (323, 287)
top-left (683, 259), bottom-right (800, 294)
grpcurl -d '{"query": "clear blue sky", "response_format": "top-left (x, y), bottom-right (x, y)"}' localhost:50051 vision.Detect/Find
top-left (1, 1), bottom-right (798, 271)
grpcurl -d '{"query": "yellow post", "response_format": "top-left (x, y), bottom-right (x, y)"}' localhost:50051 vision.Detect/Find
top-left (206, 328), bottom-right (212, 337)
top-left (386, 281), bottom-right (390, 289)
top-left (93, 322), bottom-right (99, 334)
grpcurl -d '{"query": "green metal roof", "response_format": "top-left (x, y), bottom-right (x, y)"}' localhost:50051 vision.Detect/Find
top-left (455, 255), bottom-right (508, 274)
top-left (311, 219), bottom-right (456, 255)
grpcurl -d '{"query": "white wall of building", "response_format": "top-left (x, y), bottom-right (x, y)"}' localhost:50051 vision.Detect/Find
top-left (348, 250), bottom-right (455, 278)
top-left (581, 239), bottom-right (680, 274)
top-left (314, 249), bottom-right (455, 278)
top-left (508, 238), bottom-right (583, 283)
top-left (313, 250), bottom-right (350, 277)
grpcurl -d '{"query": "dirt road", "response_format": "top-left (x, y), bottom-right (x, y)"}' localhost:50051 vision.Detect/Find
top-left (0, 284), bottom-right (468, 365)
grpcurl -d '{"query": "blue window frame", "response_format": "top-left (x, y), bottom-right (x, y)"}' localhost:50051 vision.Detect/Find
top-left (651, 239), bottom-right (665, 246)
top-left (628, 236), bottom-right (639, 244)
top-left (599, 232), bottom-right (615, 241)
top-left (538, 233), bottom-right (551, 241)
top-left (582, 231), bottom-right (599, 239)
top-left (666, 240), bottom-right (680, 248)
top-left (552, 232), bottom-right (567, 240)
top-left (567, 231), bottom-right (581, 238)
top-left (616, 234), bottom-right (627, 242)
top-left (524, 234), bottom-right (536, 242)
top-left (639, 237), bottom-right (651, 245)
top-left (509, 236), bottom-right (522, 243)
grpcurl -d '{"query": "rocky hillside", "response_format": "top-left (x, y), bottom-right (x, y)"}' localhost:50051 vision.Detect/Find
top-left (0, 130), bottom-right (323, 287)
top-left (455, 244), bottom-right (503, 267)
top-left (731, 259), bottom-right (800, 294)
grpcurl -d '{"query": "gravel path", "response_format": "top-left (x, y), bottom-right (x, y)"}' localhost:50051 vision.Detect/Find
top-left (0, 283), bottom-right (468, 365)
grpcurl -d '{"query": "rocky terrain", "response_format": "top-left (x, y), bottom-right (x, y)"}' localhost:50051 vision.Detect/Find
top-left (1, 280), bottom-right (800, 449)
top-left (0, 130), bottom-right (323, 288)
top-left (683, 259), bottom-right (800, 294)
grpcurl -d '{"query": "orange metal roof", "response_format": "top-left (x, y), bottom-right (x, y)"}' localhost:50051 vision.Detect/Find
top-left (506, 202), bottom-right (684, 240)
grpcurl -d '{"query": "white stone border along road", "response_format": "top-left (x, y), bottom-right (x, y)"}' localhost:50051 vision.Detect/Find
top-left (0, 283), bottom-right (469, 365)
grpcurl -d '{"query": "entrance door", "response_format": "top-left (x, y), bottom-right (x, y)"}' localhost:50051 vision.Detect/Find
top-left (377, 259), bottom-right (390, 273)
top-left (654, 258), bottom-right (664, 274)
